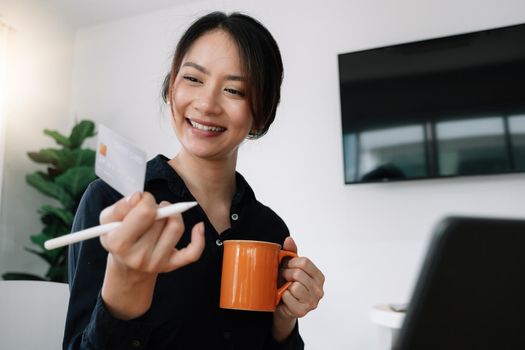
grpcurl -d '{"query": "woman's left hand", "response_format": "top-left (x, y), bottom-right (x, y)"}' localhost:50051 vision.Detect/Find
top-left (276, 236), bottom-right (325, 320)
top-left (271, 236), bottom-right (324, 342)
top-left (272, 237), bottom-right (325, 342)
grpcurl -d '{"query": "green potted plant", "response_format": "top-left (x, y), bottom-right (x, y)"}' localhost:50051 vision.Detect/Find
top-left (2, 120), bottom-right (97, 282)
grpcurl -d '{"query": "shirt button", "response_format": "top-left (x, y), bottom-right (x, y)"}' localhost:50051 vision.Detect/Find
top-left (130, 340), bottom-right (141, 348)
top-left (231, 213), bottom-right (239, 221)
top-left (216, 239), bottom-right (223, 246)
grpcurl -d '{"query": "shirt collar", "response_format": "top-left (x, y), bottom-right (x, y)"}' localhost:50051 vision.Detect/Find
top-left (145, 154), bottom-right (255, 206)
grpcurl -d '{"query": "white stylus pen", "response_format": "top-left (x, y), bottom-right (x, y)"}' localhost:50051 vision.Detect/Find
top-left (44, 201), bottom-right (198, 250)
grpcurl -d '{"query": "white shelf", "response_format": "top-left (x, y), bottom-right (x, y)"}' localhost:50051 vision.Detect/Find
top-left (370, 304), bottom-right (405, 329)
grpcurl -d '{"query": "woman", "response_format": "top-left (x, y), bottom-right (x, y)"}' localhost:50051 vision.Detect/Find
top-left (64, 11), bottom-right (325, 350)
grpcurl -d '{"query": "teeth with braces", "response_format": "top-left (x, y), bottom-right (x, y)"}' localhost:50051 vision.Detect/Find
top-left (189, 119), bottom-right (225, 132)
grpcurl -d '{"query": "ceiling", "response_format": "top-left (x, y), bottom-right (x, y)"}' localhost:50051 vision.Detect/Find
top-left (44, 0), bottom-right (194, 27)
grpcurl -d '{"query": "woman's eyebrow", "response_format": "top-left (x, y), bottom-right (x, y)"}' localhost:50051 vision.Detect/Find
top-left (183, 62), bottom-right (208, 74)
top-left (182, 61), bottom-right (245, 81)
top-left (225, 74), bottom-right (245, 82)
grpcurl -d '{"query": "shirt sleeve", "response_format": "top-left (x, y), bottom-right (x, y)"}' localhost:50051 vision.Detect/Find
top-left (80, 292), bottom-right (154, 349)
top-left (265, 321), bottom-right (304, 350)
top-left (63, 180), bottom-right (155, 350)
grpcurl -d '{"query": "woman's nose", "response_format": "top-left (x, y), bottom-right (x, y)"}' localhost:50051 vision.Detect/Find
top-left (193, 89), bottom-right (222, 115)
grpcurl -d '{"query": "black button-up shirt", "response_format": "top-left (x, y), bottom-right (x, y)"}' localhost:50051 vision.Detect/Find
top-left (64, 155), bottom-right (304, 350)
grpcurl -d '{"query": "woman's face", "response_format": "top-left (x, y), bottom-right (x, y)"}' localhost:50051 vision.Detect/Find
top-left (170, 29), bottom-right (253, 162)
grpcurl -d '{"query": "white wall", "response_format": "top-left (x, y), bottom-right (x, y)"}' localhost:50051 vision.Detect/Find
top-left (0, 0), bottom-right (76, 276)
top-left (19, 0), bottom-right (525, 348)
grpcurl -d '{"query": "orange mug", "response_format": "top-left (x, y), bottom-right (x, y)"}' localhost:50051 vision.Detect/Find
top-left (220, 240), bottom-right (297, 312)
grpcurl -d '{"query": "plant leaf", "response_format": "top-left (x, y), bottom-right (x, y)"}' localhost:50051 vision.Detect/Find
top-left (39, 205), bottom-right (74, 227)
top-left (72, 149), bottom-right (96, 167)
top-left (46, 166), bottom-right (62, 178)
top-left (69, 120), bottom-right (96, 149)
top-left (15, 119), bottom-right (97, 286)
top-left (44, 129), bottom-right (72, 148)
top-left (55, 148), bottom-right (76, 171)
top-left (29, 234), bottom-right (66, 264)
top-left (25, 245), bottom-right (64, 266)
top-left (27, 148), bottom-right (61, 166)
top-left (52, 149), bottom-right (95, 174)
top-left (25, 247), bottom-right (52, 264)
top-left (2, 272), bottom-right (47, 281)
top-left (43, 221), bottom-right (70, 237)
top-left (46, 265), bottom-right (67, 282)
top-left (55, 166), bottom-right (96, 199)
top-left (35, 170), bottom-right (51, 181)
top-left (46, 246), bottom-right (66, 265)
top-left (30, 233), bottom-right (51, 250)
top-left (26, 172), bottom-right (74, 209)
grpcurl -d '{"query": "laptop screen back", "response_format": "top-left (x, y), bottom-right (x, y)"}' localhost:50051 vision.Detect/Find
top-left (394, 217), bottom-right (525, 350)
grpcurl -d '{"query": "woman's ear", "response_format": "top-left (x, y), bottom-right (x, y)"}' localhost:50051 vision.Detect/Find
top-left (250, 119), bottom-right (260, 135)
top-left (249, 127), bottom-right (259, 138)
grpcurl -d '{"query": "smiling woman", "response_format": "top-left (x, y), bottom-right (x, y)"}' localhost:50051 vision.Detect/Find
top-left (65, 11), bottom-right (325, 350)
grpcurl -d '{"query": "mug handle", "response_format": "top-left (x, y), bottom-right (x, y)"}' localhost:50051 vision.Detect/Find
top-left (275, 250), bottom-right (298, 306)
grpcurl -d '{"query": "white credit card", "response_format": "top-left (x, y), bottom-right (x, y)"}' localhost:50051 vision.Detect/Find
top-left (95, 124), bottom-right (147, 197)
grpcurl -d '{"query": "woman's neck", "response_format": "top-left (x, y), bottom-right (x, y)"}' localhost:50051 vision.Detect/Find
top-left (168, 150), bottom-right (237, 207)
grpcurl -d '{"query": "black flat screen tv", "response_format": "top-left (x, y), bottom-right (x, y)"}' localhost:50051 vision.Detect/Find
top-left (338, 23), bottom-right (525, 184)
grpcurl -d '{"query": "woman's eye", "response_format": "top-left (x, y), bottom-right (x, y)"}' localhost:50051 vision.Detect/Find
top-left (225, 88), bottom-right (245, 97)
top-left (183, 75), bottom-right (201, 83)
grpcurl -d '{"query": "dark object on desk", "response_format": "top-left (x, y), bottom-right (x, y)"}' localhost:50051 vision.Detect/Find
top-left (394, 216), bottom-right (525, 350)
top-left (389, 303), bottom-right (408, 313)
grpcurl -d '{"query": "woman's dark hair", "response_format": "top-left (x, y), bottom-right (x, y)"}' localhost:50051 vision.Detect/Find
top-left (162, 12), bottom-right (283, 139)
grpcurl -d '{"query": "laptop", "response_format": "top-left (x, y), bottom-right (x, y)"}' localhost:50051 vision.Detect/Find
top-left (394, 216), bottom-right (525, 350)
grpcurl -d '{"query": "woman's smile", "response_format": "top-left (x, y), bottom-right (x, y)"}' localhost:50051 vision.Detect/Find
top-left (186, 117), bottom-right (227, 134)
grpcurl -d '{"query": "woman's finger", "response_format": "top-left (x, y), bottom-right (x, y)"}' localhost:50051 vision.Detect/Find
top-left (128, 217), bottom-right (168, 269)
top-left (113, 192), bottom-right (158, 242)
top-left (101, 193), bottom-right (158, 255)
top-left (281, 267), bottom-right (314, 294)
top-left (278, 303), bottom-right (296, 319)
top-left (287, 281), bottom-right (310, 304)
top-left (167, 222), bottom-right (205, 270)
top-left (285, 257), bottom-right (325, 287)
top-left (282, 236), bottom-right (298, 254)
top-left (281, 290), bottom-right (310, 318)
top-left (135, 201), bottom-right (173, 247)
top-left (281, 265), bottom-right (324, 302)
top-left (150, 210), bottom-right (186, 271)
top-left (100, 192), bottom-right (142, 224)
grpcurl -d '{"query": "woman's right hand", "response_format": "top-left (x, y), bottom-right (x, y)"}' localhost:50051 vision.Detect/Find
top-left (99, 192), bottom-right (205, 320)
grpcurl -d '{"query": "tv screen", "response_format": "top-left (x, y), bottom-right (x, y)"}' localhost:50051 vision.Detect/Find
top-left (338, 23), bottom-right (525, 184)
